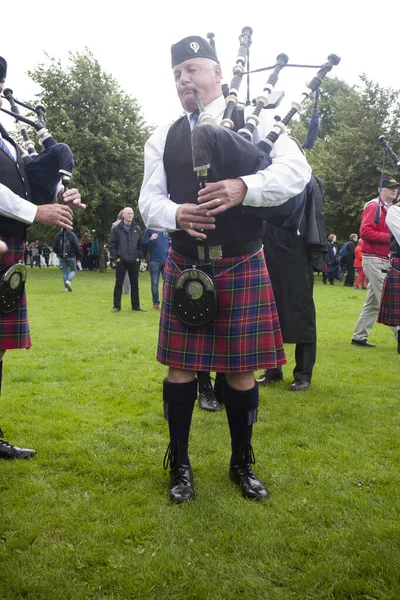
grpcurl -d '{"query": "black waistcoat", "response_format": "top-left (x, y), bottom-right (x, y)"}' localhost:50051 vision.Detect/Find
top-left (0, 136), bottom-right (33, 240)
top-left (163, 111), bottom-right (264, 248)
top-left (390, 233), bottom-right (400, 257)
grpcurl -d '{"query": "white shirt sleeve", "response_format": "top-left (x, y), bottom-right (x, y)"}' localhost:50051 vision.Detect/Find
top-left (138, 123), bottom-right (179, 231)
top-left (0, 183), bottom-right (38, 223)
top-left (386, 205), bottom-right (400, 246)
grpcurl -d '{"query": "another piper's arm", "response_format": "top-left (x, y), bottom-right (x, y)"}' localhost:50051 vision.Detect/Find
top-left (0, 183), bottom-right (37, 223)
top-left (386, 205), bottom-right (400, 247)
top-left (139, 124), bottom-right (179, 231)
top-left (241, 135), bottom-right (311, 206)
top-left (0, 183), bottom-right (76, 229)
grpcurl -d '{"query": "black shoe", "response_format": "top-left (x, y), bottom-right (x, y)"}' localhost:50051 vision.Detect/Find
top-left (198, 388), bottom-right (221, 412)
top-left (397, 331), bottom-right (400, 355)
top-left (230, 465), bottom-right (270, 500)
top-left (256, 369), bottom-right (283, 385)
top-left (289, 379), bottom-right (311, 392)
top-left (132, 307), bottom-right (147, 312)
top-left (0, 439), bottom-right (37, 459)
top-left (168, 464), bottom-right (194, 503)
top-left (351, 338), bottom-right (376, 348)
top-left (111, 307), bottom-right (120, 313)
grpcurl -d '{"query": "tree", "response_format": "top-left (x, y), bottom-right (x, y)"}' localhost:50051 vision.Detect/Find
top-left (28, 50), bottom-right (152, 270)
top-left (291, 75), bottom-right (400, 239)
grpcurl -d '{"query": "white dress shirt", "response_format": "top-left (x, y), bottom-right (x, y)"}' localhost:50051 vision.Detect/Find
top-left (139, 95), bottom-right (312, 231)
top-left (0, 133), bottom-right (37, 224)
top-left (386, 204), bottom-right (400, 247)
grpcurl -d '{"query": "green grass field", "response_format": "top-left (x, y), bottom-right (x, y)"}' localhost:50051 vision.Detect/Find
top-left (1, 267), bottom-right (399, 600)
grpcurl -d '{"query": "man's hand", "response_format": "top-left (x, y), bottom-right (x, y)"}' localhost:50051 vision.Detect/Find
top-left (176, 203), bottom-right (216, 239)
top-left (60, 188), bottom-right (86, 210)
top-left (150, 233), bottom-right (159, 241)
top-left (197, 179), bottom-right (248, 216)
top-left (0, 241), bottom-right (8, 253)
top-left (35, 204), bottom-right (73, 230)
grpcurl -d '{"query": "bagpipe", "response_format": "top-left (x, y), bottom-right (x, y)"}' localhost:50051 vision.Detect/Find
top-left (174, 28), bottom-right (340, 327)
top-left (0, 89), bottom-right (74, 205)
top-left (192, 28), bottom-right (340, 232)
top-left (0, 90), bottom-right (75, 312)
top-left (374, 136), bottom-right (400, 223)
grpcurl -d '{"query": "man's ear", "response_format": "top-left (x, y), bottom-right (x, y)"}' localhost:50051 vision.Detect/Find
top-left (215, 64), bottom-right (222, 83)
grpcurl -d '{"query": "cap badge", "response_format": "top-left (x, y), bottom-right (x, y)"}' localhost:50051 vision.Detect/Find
top-left (190, 42), bottom-right (200, 54)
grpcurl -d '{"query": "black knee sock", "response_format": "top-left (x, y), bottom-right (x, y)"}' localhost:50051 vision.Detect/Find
top-left (224, 381), bottom-right (259, 466)
top-left (163, 378), bottom-right (197, 467)
top-left (0, 360), bottom-right (3, 438)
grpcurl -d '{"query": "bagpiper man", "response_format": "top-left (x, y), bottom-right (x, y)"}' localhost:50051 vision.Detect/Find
top-left (0, 55), bottom-right (84, 458)
top-left (139, 35), bottom-right (311, 503)
top-left (378, 195), bottom-right (400, 353)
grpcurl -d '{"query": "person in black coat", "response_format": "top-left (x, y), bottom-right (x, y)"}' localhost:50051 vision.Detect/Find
top-left (109, 207), bottom-right (145, 312)
top-left (257, 175), bottom-right (326, 391)
top-left (341, 233), bottom-right (358, 287)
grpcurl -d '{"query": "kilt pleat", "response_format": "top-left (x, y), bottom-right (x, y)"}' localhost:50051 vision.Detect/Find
top-left (0, 238), bottom-right (31, 350)
top-left (157, 249), bottom-right (286, 372)
top-left (378, 256), bottom-right (400, 326)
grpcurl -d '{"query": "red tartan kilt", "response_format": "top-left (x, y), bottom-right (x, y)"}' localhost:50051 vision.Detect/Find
top-left (378, 256), bottom-right (400, 326)
top-left (157, 249), bottom-right (286, 372)
top-left (0, 238), bottom-right (31, 350)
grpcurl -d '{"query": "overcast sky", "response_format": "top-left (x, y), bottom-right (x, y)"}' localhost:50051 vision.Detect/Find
top-left (1, 0), bottom-right (399, 133)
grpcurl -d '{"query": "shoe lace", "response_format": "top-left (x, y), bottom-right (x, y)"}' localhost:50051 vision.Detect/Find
top-left (200, 388), bottom-right (217, 403)
top-left (0, 439), bottom-right (13, 449)
top-left (163, 440), bottom-right (184, 471)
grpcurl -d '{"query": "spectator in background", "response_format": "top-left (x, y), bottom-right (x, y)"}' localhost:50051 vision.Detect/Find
top-left (143, 228), bottom-right (170, 310)
top-left (341, 233), bottom-right (358, 287)
top-left (90, 238), bottom-right (99, 271)
top-left (109, 207), bottom-right (145, 312)
top-left (23, 240), bottom-right (30, 265)
top-left (80, 232), bottom-right (91, 270)
top-left (42, 245), bottom-right (51, 267)
top-left (30, 240), bottom-right (41, 268)
top-left (53, 229), bottom-right (81, 292)
top-left (354, 238), bottom-right (367, 289)
top-left (323, 234), bottom-right (339, 285)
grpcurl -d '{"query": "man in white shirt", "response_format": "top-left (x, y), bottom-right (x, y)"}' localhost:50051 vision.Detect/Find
top-left (139, 36), bottom-right (311, 503)
top-left (0, 55), bottom-right (84, 459)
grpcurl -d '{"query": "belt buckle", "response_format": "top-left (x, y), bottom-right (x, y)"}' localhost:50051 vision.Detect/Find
top-left (197, 245), bottom-right (223, 261)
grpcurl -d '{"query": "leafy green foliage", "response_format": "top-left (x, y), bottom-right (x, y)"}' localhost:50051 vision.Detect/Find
top-left (28, 50), bottom-right (153, 266)
top-left (292, 75), bottom-right (400, 238)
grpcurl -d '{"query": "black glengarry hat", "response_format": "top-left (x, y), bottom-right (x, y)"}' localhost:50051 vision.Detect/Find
top-left (381, 176), bottom-right (400, 188)
top-left (171, 36), bottom-right (219, 68)
top-left (0, 56), bottom-right (7, 83)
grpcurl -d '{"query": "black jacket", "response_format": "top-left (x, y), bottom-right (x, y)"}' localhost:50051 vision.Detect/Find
top-left (53, 230), bottom-right (80, 258)
top-left (109, 220), bottom-right (143, 262)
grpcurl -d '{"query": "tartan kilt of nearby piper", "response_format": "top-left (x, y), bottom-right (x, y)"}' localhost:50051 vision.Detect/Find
top-left (0, 238), bottom-right (31, 350)
top-left (378, 256), bottom-right (400, 326)
top-left (157, 248), bottom-right (286, 372)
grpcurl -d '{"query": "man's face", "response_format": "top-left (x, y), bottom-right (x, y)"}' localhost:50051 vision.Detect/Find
top-left (123, 208), bottom-right (134, 224)
top-left (173, 58), bottom-right (222, 112)
top-left (380, 186), bottom-right (399, 204)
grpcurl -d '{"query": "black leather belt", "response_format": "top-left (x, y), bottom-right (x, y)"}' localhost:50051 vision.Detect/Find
top-left (171, 239), bottom-right (262, 260)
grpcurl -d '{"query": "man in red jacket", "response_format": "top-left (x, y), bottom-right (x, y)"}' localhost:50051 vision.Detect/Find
top-left (351, 176), bottom-right (400, 347)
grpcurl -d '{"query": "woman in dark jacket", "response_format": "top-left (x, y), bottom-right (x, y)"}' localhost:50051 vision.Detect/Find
top-left (323, 233), bottom-right (339, 285)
